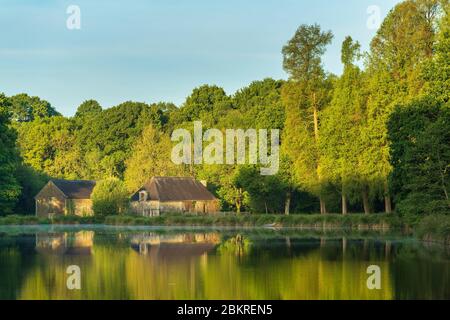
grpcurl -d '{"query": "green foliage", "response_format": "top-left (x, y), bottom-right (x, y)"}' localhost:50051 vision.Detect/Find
top-left (281, 24), bottom-right (334, 212)
top-left (13, 164), bottom-right (48, 215)
top-left (8, 93), bottom-right (59, 122)
top-left (282, 24), bottom-right (333, 82)
top-left (124, 124), bottom-right (186, 192)
top-left (361, 0), bottom-right (445, 207)
top-left (74, 100), bottom-right (102, 119)
top-left (230, 78), bottom-right (285, 130)
top-left (76, 101), bottom-right (164, 179)
top-left (341, 36), bottom-right (361, 65)
top-left (177, 85), bottom-right (233, 126)
top-left (77, 102), bottom-right (162, 179)
top-left (233, 166), bottom-right (285, 213)
top-left (92, 178), bottom-right (129, 216)
top-left (422, 2), bottom-right (450, 103)
top-left (320, 37), bottom-right (369, 211)
top-left (388, 97), bottom-right (450, 216)
top-left (0, 94), bottom-right (21, 215)
top-left (14, 116), bottom-right (83, 179)
top-left (416, 214), bottom-right (450, 243)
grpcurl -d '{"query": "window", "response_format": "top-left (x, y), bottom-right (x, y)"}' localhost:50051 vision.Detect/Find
top-left (139, 191), bottom-right (148, 202)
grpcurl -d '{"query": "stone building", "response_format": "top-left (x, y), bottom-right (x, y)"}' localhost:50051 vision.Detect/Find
top-left (34, 180), bottom-right (96, 217)
top-left (130, 177), bottom-right (219, 216)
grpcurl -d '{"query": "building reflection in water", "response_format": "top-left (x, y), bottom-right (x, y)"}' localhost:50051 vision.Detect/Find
top-left (130, 232), bottom-right (220, 260)
top-left (35, 231), bottom-right (94, 256)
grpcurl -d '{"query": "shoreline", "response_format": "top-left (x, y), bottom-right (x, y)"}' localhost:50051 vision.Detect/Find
top-left (0, 213), bottom-right (447, 245)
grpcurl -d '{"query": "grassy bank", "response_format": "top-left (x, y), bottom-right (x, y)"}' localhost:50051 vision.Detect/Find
top-left (0, 213), bottom-right (404, 230)
top-left (1, 213), bottom-right (449, 244)
top-left (415, 214), bottom-right (450, 245)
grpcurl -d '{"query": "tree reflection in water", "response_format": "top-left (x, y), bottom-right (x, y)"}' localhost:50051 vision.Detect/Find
top-left (0, 228), bottom-right (447, 300)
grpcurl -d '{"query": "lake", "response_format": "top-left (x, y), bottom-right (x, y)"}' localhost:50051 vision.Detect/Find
top-left (0, 226), bottom-right (448, 300)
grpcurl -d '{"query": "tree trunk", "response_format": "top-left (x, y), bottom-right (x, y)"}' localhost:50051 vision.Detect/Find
top-left (362, 189), bottom-right (370, 215)
top-left (384, 195), bottom-right (392, 214)
top-left (236, 202), bottom-right (241, 214)
top-left (236, 188), bottom-right (242, 214)
top-left (320, 197), bottom-right (327, 214)
top-left (264, 202), bottom-right (268, 215)
top-left (284, 191), bottom-right (291, 216)
top-left (384, 181), bottom-right (392, 213)
top-left (313, 107), bottom-right (319, 142)
top-left (342, 194), bottom-right (348, 215)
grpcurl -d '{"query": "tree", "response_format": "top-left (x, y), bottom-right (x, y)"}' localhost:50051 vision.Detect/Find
top-left (14, 164), bottom-right (48, 215)
top-left (124, 124), bottom-right (186, 193)
top-left (231, 78), bottom-right (285, 130)
top-left (233, 166), bottom-right (285, 214)
top-left (76, 101), bottom-right (164, 179)
top-left (422, 1), bottom-right (450, 103)
top-left (0, 93), bottom-right (21, 215)
top-left (178, 85), bottom-right (233, 127)
top-left (8, 93), bottom-right (59, 122)
top-left (363, 0), bottom-right (444, 213)
top-left (388, 97), bottom-right (449, 216)
top-left (282, 24), bottom-right (334, 214)
top-left (74, 100), bottom-right (102, 119)
top-left (320, 36), bottom-right (370, 214)
top-left (92, 178), bottom-right (129, 216)
top-left (14, 116), bottom-right (83, 179)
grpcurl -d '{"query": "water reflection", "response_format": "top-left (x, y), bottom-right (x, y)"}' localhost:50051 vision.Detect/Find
top-left (36, 231), bottom-right (94, 256)
top-left (130, 233), bottom-right (220, 259)
top-left (0, 228), bottom-right (448, 300)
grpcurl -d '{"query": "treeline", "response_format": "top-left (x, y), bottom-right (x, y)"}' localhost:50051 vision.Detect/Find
top-left (0, 0), bottom-right (448, 217)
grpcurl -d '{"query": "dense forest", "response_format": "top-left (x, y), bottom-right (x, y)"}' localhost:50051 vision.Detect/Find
top-left (0, 0), bottom-right (448, 217)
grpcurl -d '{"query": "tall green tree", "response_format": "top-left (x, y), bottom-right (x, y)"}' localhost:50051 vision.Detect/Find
top-left (422, 0), bottom-right (450, 103)
top-left (124, 124), bottom-right (186, 193)
top-left (0, 94), bottom-right (21, 215)
top-left (388, 97), bottom-right (449, 216)
top-left (363, 0), bottom-right (444, 213)
top-left (282, 24), bottom-right (334, 214)
top-left (320, 36), bottom-right (369, 214)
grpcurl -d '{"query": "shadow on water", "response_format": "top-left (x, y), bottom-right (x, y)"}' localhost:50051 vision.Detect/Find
top-left (0, 226), bottom-right (448, 300)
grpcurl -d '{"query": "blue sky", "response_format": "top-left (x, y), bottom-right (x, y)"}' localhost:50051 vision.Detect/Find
top-left (0, 0), bottom-right (401, 116)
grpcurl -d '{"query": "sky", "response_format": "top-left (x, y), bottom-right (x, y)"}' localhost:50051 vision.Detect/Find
top-left (0, 0), bottom-right (401, 116)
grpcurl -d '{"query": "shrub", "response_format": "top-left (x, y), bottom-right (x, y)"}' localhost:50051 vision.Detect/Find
top-left (416, 214), bottom-right (450, 243)
top-left (92, 178), bottom-right (129, 216)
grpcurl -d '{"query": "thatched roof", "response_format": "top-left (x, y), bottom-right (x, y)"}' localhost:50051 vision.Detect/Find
top-left (131, 177), bottom-right (217, 202)
top-left (52, 179), bottom-right (96, 199)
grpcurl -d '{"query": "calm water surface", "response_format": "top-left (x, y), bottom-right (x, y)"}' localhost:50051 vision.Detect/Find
top-left (0, 226), bottom-right (448, 300)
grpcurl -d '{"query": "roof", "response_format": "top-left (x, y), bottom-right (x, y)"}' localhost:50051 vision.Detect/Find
top-left (51, 179), bottom-right (96, 199)
top-left (131, 177), bottom-right (217, 202)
